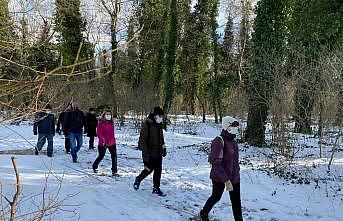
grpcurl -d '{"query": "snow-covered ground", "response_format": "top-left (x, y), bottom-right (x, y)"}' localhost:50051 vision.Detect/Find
top-left (0, 120), bottom-right (342, 221)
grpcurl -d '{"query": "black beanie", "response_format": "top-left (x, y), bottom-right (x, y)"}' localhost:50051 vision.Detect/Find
top-left (153, 106), bottom-right (164, 115)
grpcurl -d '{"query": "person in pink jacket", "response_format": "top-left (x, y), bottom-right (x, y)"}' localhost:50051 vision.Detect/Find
top-left (92, 109), bottom-right (118, 176)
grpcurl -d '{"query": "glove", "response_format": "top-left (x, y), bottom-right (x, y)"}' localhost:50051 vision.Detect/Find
top-left (225, 180), bottom-right (234, 192)
top-left (162, 148), bottom-right (167, 157)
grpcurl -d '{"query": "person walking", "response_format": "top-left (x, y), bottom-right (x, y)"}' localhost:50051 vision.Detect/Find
top-left (57, 103), bottom-right (72, 154)
top-left (133, 106), bottom-right (167, 196)
top-left (199, 116), bottom-right (243, 221)
top-left (92, 109), bottom-right (118, 176)
top-left (85, 108), bottom-right (98, 150)
top-left (63, 102), bottom-right (86, 163)
top-left (33, 104), bottom-right (55, 157)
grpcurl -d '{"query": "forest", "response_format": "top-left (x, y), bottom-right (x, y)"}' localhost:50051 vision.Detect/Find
top-left (0, 1), bottom-right (342, 220)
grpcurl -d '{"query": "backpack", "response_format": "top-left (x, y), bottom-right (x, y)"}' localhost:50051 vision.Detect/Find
top-left (208, 135), bottom-right (224, 163)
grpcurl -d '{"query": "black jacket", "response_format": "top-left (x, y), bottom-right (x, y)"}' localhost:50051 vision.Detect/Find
top-left (85, 113), bottom-right (98, 137)
top-left (33, 112), bottom-right (55, 135)
top-left (63, 109), bottom-right (86, 134)
top-left (56, 111), bottom-right (68, 134)
top-left (138, 113), bottom-right (165, 159)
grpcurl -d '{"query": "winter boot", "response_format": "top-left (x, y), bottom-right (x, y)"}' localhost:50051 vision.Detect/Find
top-left (199, 210), bottom-right (209, 221)
top-left (93, 168), bottom-right (98, 173)
top-left (133, 178), bottom-right (140, 190)
top-left (35, 149), bottom-right (39, 155)
top-left (112, 172), bottom-right (120, 177)
top-left (152, 187), bottom-right (166, 197)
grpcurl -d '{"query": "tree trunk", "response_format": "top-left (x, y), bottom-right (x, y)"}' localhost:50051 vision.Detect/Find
top-left (163, 0), bottom-right (178, 128)
top-left (245, 98), bottom-right (267, 147)
top-left (111, 18), bottom-right (118, 117)
top-left (211, 83), bottom-right (218, 123)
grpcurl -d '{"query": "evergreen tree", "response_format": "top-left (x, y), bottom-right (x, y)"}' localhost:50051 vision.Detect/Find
top-left (290, 0), bottom-right (343, 133)
top-left (163, 0), bottom-right (178, 117)
top-left (137, 0), bottom-right (167, 95)
top-left (245, 0), bottom-right (287, 147)
top-left (179, 0), bottom-right (197, 114)
top-left (55, 0), bottom-right (93, 69)
top-left (126, 16), bottom-right (140, 90)
top-left (237, 0), bottom-right (252, 82)
top-left (194, 0), bottom-right (212, 122)
top-left (209, 0), bottom-right (220, 123)
top-left (217, 15), bottom-right (236, 121)
top-left (0, 0), bottom-right (14, 74)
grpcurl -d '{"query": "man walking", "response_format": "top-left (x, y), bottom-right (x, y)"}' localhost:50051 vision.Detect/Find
top-left (57, 103), bottom-right (72, 154)
top-left (134, 106), bottom-right (167, 196)
top-left (64, 102), bottom-right (86, 163)
top-left (33, 104), bottom-right (55, 157)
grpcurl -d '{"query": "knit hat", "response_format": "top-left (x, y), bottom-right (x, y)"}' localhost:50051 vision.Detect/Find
top-left (153, 106), bottom-right (164, 115)
top-left (222, 116), bottom-right (239, 129)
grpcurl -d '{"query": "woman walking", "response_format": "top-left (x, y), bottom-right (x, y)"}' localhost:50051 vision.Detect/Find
top-left (92, 110), bottom-right (118, 176)
top-left (199, 116), bottom-right (243, 221)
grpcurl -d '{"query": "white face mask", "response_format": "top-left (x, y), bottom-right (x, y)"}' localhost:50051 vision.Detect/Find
top-left (156, 116), bottom-right (163, 124)
top-left (105, 114), bottom-right (112, 121)
top-left (228, 127), bottom-right (239, 135)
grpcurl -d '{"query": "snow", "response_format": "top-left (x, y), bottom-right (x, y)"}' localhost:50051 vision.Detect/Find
top-left (0, 119), bottom-right (342, 221)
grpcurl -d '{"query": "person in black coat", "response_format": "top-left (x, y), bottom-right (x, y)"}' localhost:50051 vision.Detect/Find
top-left (85, 108), bottom-right (98, 149)
top-left (56, 103), bottom-right (72, 154)
top-left (63, 102), bottom-right (86, 163)
top-left (33, 104), bottom-right (55, 157)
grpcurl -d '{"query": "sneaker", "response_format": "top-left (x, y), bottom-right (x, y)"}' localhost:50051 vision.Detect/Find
top-left (152, 187), bottom-right (166, 197)
top-left (133, 178), bottom-right (140, 190)
top-left (93, 168), bottom-right (98, 173)
top-left (199, 210), bottom-right (209, 221)
top-left (73, 159), bottom-right (78, 163)
top-left (47, 154), bottom-right (53, 158)
top-left (66, 151), bottom-right (70, 154)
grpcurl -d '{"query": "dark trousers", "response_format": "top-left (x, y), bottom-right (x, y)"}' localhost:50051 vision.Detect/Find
top-left (89, 136), bottom-right (95, 149)
top-left (65, 136), bottom-right (70, 153)
top-left (202, 181), bottom-right (243, 221)
top-left (37, 133), bottom-right (54, 156)
top-left (93, 145), bottom-right (117, 173)
top-left (136, 158), bottom-right (162, 188)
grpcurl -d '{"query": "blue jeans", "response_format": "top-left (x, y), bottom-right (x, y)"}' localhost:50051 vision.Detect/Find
top-left (69, 133), bottom-right (83, 161)
top-left (37, 133), bottom-right (54, 156)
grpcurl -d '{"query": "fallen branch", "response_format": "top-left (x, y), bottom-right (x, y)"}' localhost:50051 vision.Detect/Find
top-left (10, 157), bottom-right (20, 221)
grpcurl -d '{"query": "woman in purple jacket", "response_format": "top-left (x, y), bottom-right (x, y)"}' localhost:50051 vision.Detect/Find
top-left (200, 116), bottom-right (243, 221)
